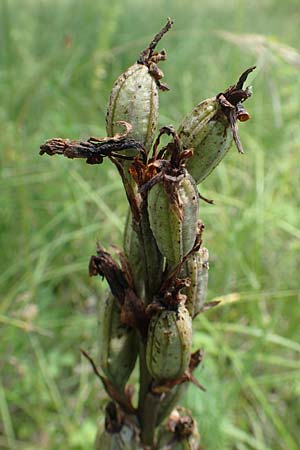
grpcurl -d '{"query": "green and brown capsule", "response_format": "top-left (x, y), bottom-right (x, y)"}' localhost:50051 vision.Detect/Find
top-left (105, 20), bottom-right (173, 183)
top-left (123, 208), bottom-right (144, 296)
top-left (178, 67), bottom-right (255, 184)
top-left (106, 62), bottom-right (159, 154)
top-left (181, 247), bottom-right (209, 317)
top-left (147, 173), bottom-right (199, 267)
top-left (106, 62), bottom-right (158, 187)
top-left (98, 292), bottom-right (138, 391)
top-left (146, 304), bottom-right (192, 381)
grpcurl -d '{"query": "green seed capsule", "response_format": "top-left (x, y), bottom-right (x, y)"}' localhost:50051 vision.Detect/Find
top-left (106, 63), bottom-right (158, 152)
top-left (178, 98), bottom-right (233, 184)
top-left (98, 292), bottom-right (138, 391)
top-left (146, 304), bottom-right (192, 381)
top-left (178, 67), bottom-right (255, 184)
top-left (181, 247), bottom-right (209, 317)
top-left (147, 174), bottom-right (199, 267)
top-left (178, 97), bottom-right (218, 147)
top-left (123, 208), bottom-right (144, 296)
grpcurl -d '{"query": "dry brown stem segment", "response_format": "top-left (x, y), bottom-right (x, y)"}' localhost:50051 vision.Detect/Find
top-left (137, 17), bottom-right (174, 91)
top-left (39, 136), bottom-right (146, 164)
top-left (138, 18), bottom-right (173, 65)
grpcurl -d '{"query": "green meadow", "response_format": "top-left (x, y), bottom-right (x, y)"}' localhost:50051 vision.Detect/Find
top-left (0, 0), bottom-right (299, 448)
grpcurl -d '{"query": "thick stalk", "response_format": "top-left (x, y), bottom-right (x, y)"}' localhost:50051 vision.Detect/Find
top-left (138, 342), bottom-right (160, 447)
top-left (131, 199), bottom-right (163, 447)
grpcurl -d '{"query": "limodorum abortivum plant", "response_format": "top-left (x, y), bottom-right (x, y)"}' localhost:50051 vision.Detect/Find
top-left (40, 18), bottom-right (255, 450)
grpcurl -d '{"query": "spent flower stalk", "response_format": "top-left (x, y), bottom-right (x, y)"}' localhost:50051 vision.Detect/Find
top-left (40, 18), bottom-right (255, 450)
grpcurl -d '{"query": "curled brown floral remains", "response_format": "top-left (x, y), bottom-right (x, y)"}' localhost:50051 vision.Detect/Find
top-left (217, 66), bottom-right (255, 153)
top-left (137, 17), bottom-right (173, 91)
top-left (40, 18), bottom-right (255, 450)
top-left (39, 121), bottom-right (147, 164)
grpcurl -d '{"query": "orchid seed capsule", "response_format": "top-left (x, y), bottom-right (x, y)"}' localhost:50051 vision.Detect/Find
top-left (123, 208), bottom-right (144, 296)
top-left (98, 292), bottom-right (138, 391)
top-left (181, 247), bottom-right (209, 317)
top-left (178, 67), bottom-right (255, 184)
top-left (147, 173), bottom-right (199, 267)
top-left (105, 19), bottom-right (172, 154)
top-left (179, 105), bottom-right (232, 184)
top-left (146, 304), bottom-right (192, 381)
top-left (106, 63), bottom-right (159, 153)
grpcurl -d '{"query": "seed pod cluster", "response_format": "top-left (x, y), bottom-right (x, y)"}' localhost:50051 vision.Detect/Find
top-left (147, 173), bottom-right (199, 267)
top-left (146, 304), bottom-right (192, 381)
top-left (40, 19), bottom-right (257, 450)
top-left (98, 292), bottom-right (138, 391)
top-left (181, 247), bottom-right (209, 317)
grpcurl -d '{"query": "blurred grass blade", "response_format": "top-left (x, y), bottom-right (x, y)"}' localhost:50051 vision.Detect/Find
top-left (0, 377), bottom-right (16, 450)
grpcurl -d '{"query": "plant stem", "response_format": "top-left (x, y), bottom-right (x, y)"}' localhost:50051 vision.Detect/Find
top-left (138, 342), bottom-right (160, 447)
top-left (135, 200), bottom-right (164, 446)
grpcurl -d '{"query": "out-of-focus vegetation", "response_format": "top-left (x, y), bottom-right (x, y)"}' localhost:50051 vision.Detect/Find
top-left (1, 0), bottom-right (300, 449)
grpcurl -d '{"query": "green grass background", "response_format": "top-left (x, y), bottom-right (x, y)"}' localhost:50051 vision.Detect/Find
top-left (1, 0), bottom-right (300, 448)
